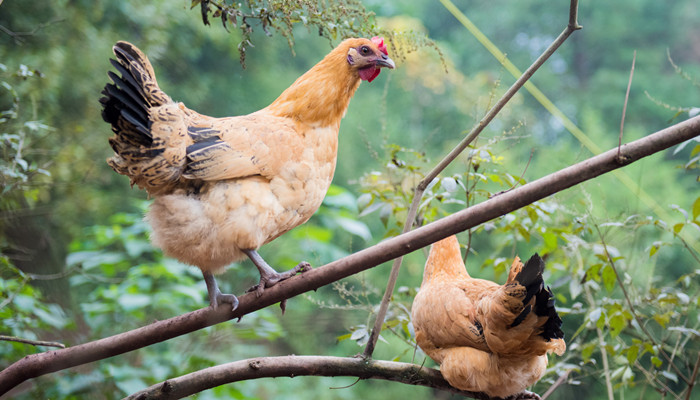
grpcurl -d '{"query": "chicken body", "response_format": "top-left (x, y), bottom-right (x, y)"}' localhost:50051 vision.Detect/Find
top-left (144, 109), bottom-right (337, 272)
top-left (101, 38), bottom-right (394, 310)
top-left (411, 236), bottom-right (565, 399)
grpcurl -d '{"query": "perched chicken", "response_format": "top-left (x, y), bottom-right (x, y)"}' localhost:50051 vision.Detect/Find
top-left (101, 37), bottom-right (394, 310)
top-left (411, 236), bottom-right (565, 399)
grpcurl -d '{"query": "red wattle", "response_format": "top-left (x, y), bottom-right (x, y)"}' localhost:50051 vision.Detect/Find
top-left (358, 66), bottom-right (380, 82)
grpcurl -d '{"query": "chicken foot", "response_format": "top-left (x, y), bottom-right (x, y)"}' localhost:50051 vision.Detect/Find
top-left (243, 249), bottom-right (311, 298)
top-left (203, 271), bottom-right (240, 311)
top-left (503, 390), bottom-right (541, 400)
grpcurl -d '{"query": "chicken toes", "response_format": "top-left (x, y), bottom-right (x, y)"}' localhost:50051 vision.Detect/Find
top-left (203, 271), bottom-right (240, 311)
top-left (504, 390), bottom-right (541, 400)
top-left (244, 249), bottom-right (311, 297)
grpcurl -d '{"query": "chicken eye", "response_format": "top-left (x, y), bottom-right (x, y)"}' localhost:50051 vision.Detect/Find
top-left (360, 46), bottom-right (370, 55)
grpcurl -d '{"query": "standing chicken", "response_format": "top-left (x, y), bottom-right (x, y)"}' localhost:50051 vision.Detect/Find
top-left (101, 37), bottom-right (394, 311)
top-left (411, 236), bottom-right (565, 399)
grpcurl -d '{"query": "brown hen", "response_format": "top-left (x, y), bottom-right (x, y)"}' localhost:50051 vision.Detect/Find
top-left (101, 38), bottom-right (394, 310)
top-left (411, 235), bottom-right (565, 399)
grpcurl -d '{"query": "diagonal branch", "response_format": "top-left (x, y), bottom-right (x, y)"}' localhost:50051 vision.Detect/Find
top-left (123, 355), bottom-right (490, 400)
top-left (1, 115), bottom-right (699, 396)
top-left (362, 0), bottom-right (582, 358)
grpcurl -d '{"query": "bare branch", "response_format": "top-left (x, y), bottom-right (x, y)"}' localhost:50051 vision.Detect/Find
top-left (363, 0), bottom-right (582, 358)
top-left (540, 371), bottom-right (571, 400)
top-left (123, 355), bottom-right (490, 400)
top-left (584, 285), bottom-right (614, 400)
top-left (1, 115), bottom-right (698, 396)
top-left (0, 335), bottom-right (65, 349)
top-left (618, 50), bottom-right (636, 161)
top-left (686, 352), bottom-right (700, 400)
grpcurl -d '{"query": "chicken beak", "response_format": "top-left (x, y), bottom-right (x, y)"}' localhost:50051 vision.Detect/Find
top-left (376, 55), bottom-right (395, 69)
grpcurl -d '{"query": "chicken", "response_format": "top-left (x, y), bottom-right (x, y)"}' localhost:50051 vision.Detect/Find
top-left (100, 37), bottom-right (394, 311)
top-left (411, 235), bottom-right (565, 399)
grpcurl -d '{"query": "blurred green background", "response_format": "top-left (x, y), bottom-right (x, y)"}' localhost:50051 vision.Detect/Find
top-left (1, 0), bottom-right (699, 398)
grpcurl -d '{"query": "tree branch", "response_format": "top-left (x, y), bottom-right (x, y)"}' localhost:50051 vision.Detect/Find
top-left (0, 335), bottom-right (65, 349)
top-left (363, 0), bottom-right (582, 359)
top-left (540, 370), bottom-right (571, 400)
top-left (1, 115), bottom-right (699, 397)
top-left (686, 351), bottom-right (700, 400)
top-left (123, 355), bottom-right (489, 400)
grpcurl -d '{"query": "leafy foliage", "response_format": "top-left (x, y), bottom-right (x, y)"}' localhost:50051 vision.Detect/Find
top-left (0, 63), bottom-right (52, 212)
top-left (192, 0), bottom-right (443, 67)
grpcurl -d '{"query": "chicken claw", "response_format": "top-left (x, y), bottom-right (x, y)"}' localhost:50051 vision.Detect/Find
top-left (244, 249), bottom-right (311, 297)
top-left (203, 271), bottom-right (239, 311)
top-left (505, 390), bottom-right (541, 400)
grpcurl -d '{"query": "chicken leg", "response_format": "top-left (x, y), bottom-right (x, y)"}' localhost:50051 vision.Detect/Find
top-left (243, 249), bottom-right (311, 297)
top-left (203, 271), bottom-right (239, 311)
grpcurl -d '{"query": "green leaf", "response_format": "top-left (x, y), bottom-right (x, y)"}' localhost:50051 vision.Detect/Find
top-left (651, 356), bottom-right (662, 367)
top-left (356, 193), bottom-right (372, 211)
top-left (118, 293), bottom-right (151, 311)
top-left (653, 312), bottom-right (671, 328)
top-left (516, 224), bottom-right (531, 241)
top-left (336, 333), bottom-right (352, 342)
top-left (33, 304), bottom-right (69, 329)
top-left (602, 264), bottom-right (616, 292)
top-left (609, 313), bottom-right (626, 337)
top-left (649, 243), bottom-right (658, 256)
top-left (295, 224), bottom-right (332, 242)
top-left (581, 343), bottom-right (596, 362)
top-left (661, 371), bottom-right (678, 383)
top-left (542, 232), bottom-right (557, 253)
top-left (586, 263), bottom-right (602, 282)
top-left (588, 307), bottom-right (602, 324)
top-left (622, 366), bottom-right (634, 383)
top-left (626, 344), bottom-right (639, 364)
top-left (673, 222), bottom-right (684, 234)
top-left (323, 185), bottom-right (358, 211)
top-left (692, 197), bottom-right (700, 220)
top-left (335, 217), bottom-right (371, 241)
top-left (441, 177), bottom-right (458, 192)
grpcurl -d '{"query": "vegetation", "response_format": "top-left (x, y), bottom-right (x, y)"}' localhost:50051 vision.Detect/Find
top-left (1, 0), bottom-right (698, 399)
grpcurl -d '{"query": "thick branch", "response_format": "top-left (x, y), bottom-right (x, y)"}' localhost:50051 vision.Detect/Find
top-left (123, 355), bottom-right (488, 400)
top-left (1, 115), bottom-right (699, 396)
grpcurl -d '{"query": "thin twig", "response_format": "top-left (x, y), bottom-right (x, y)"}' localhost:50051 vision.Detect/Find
top-left (540, 370), bottom-right (571, 400)
top-left (0, 335), bottom-right (65, 349)
top-left (363, 0), bottom-right (582, 359)
top-left (584, 285), bottom-right (615, 400)
top-left (0, 19), bottom-right (65, 44)
top-left (685, 352), bottom-right (700, 400)
top-left (489, 148), bottom-right (535, 198)
top-left (618, 50), bottom-right (636, 162)
top-left (634, 360), bottom-right (683, 400)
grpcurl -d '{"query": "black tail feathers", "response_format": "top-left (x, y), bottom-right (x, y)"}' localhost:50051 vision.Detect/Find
top-left (514, 253), bottom-right (545, 305)
top-left (511, 253), bottom-right (564, 340)
top-left (100, 43), bottom-right (157, 151)
top-left (535, 285), bottom-right (564, 340)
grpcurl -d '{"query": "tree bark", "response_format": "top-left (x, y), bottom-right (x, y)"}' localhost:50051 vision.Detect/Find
top-left (123, 355), bottom-right (490, 400)
top-left (1, 115), bottom-right (699, 397)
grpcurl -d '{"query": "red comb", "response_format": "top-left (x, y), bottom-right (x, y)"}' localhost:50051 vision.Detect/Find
top-left (371, 36), bottom-right (388, 56)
